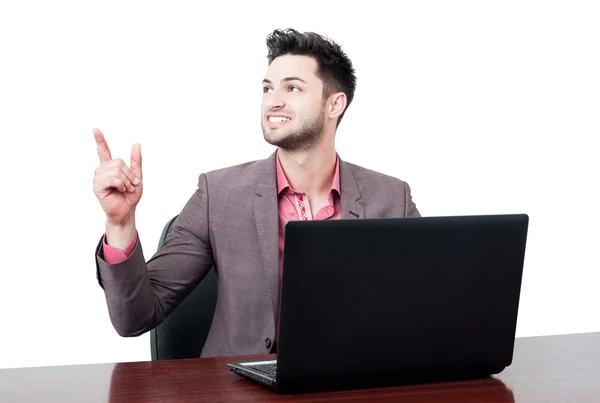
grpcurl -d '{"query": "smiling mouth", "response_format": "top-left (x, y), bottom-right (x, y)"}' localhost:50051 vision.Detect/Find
top-left (268, 116), bottom-right (291, 123)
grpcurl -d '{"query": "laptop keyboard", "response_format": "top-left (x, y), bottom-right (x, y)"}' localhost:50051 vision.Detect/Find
top-left (248, 363), bottom-right (277, 377)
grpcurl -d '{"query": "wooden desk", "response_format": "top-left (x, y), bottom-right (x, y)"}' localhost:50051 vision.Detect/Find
top-left (1, 332), bottom-right (599, 402)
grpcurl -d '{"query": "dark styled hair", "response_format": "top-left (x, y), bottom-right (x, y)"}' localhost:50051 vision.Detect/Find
top-left (266, 28), bottom-right (357, 127)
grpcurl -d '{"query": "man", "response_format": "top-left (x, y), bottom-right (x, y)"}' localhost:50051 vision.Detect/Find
top-left (93, 28), bottom-right (420, 358)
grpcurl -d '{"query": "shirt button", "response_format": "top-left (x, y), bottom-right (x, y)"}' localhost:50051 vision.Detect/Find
top-left (265, 338), bottom-right (272, 349)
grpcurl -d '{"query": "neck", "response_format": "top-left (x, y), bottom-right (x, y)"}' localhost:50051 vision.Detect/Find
top-left (277, 140), bottom-right (337, 197)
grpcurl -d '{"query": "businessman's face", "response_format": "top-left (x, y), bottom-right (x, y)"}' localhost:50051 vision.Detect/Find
top-left (261, 55), bottom-right (326, 151)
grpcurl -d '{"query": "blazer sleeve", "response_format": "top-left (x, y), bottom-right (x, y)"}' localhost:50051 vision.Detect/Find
top-left (95, 173), bottom-right (214, 337)
top-left (404, 181), bottom-right (421, 218)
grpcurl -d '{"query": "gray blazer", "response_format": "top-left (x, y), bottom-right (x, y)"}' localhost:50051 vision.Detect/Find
top-left (95, 152), bottom-right (420, 357)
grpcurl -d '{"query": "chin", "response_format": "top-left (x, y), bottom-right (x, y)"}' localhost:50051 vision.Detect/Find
top-left (262, 125), bottom-right (288, 141)
top-left (263, 135), bottom-right (285, 147)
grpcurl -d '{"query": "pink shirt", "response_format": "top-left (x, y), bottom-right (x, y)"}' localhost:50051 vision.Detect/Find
top-left (275, 153), bottom-right (341, 275)
top-left (102, 154), bottom-right (342, 273)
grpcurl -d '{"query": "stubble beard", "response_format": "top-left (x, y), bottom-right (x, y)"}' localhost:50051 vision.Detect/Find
top-left (262, 108), bottom-right (325, 152)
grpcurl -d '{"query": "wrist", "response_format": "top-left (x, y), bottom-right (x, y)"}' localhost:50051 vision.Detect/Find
top-left (105, 217), bottom-right (137, 250)
top-left (106, 213), bottom-right (136, 230)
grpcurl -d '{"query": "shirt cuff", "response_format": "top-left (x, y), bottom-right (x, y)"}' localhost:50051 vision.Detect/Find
top-left (102, 232), bottom-right (138, 264)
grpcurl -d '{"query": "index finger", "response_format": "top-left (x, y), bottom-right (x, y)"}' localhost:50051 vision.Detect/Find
top-left (93, 128), bottom-right (113, 162)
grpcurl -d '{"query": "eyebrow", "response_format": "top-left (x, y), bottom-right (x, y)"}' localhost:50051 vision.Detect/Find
top-left (262, 77), bottom-right (307, 85)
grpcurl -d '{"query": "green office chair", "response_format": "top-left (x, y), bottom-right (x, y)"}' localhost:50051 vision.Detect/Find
top-left (149, 215), bottom-right (218, 360)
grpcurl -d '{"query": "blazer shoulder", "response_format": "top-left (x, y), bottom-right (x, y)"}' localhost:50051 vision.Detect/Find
top-left (199, 156), bottom-right (271, 192)
top-left (344, 161), bottom-right (412, 193)
top-left (204, 159), bottom-right (263, 178)
top-left (343, 161), bottom-right (420, 217)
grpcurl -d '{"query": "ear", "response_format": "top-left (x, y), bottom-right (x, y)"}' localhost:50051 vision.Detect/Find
top-left (327, 92), bottom-right (347, 121)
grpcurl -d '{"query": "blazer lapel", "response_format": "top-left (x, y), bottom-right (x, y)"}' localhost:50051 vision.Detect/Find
top-left (253, 152), bottom-right (280, 323)
top-left (340, 158), bottom-right (365, 219)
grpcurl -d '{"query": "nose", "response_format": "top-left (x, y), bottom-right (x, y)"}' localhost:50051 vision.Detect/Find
top-left (269, 98), bottom-right (285, 111)
top-left (267, 90), bottom-right (286, 111)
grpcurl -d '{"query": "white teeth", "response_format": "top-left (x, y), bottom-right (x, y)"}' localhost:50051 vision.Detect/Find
top-left (269, 116), bottom-right (290, 123)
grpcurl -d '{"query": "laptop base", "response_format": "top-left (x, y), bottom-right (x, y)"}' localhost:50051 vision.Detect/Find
top-left (229, 359), bottom-right (495, 394)
top-left (227, 360), bottom-right (277, 390)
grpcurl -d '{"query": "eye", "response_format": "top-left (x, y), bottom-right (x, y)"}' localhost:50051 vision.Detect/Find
top-left (290, 86), bottom-right (300, 92)
top-left (263, 87), bottom-right (273, 93)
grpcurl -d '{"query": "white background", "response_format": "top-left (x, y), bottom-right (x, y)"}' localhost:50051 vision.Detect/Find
top-left (0, 1), bottom-right (598, 369)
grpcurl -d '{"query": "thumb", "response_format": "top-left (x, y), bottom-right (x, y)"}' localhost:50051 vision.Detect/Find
top-left (130, 143), bottom-right (143, 177)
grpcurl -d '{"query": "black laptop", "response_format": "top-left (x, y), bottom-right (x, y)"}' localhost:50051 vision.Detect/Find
top-left (228, 214), bottom-right (529, 394)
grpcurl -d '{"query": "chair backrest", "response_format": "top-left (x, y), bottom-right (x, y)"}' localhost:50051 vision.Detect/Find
top-left (149, 215), bottom-right (218, 360)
